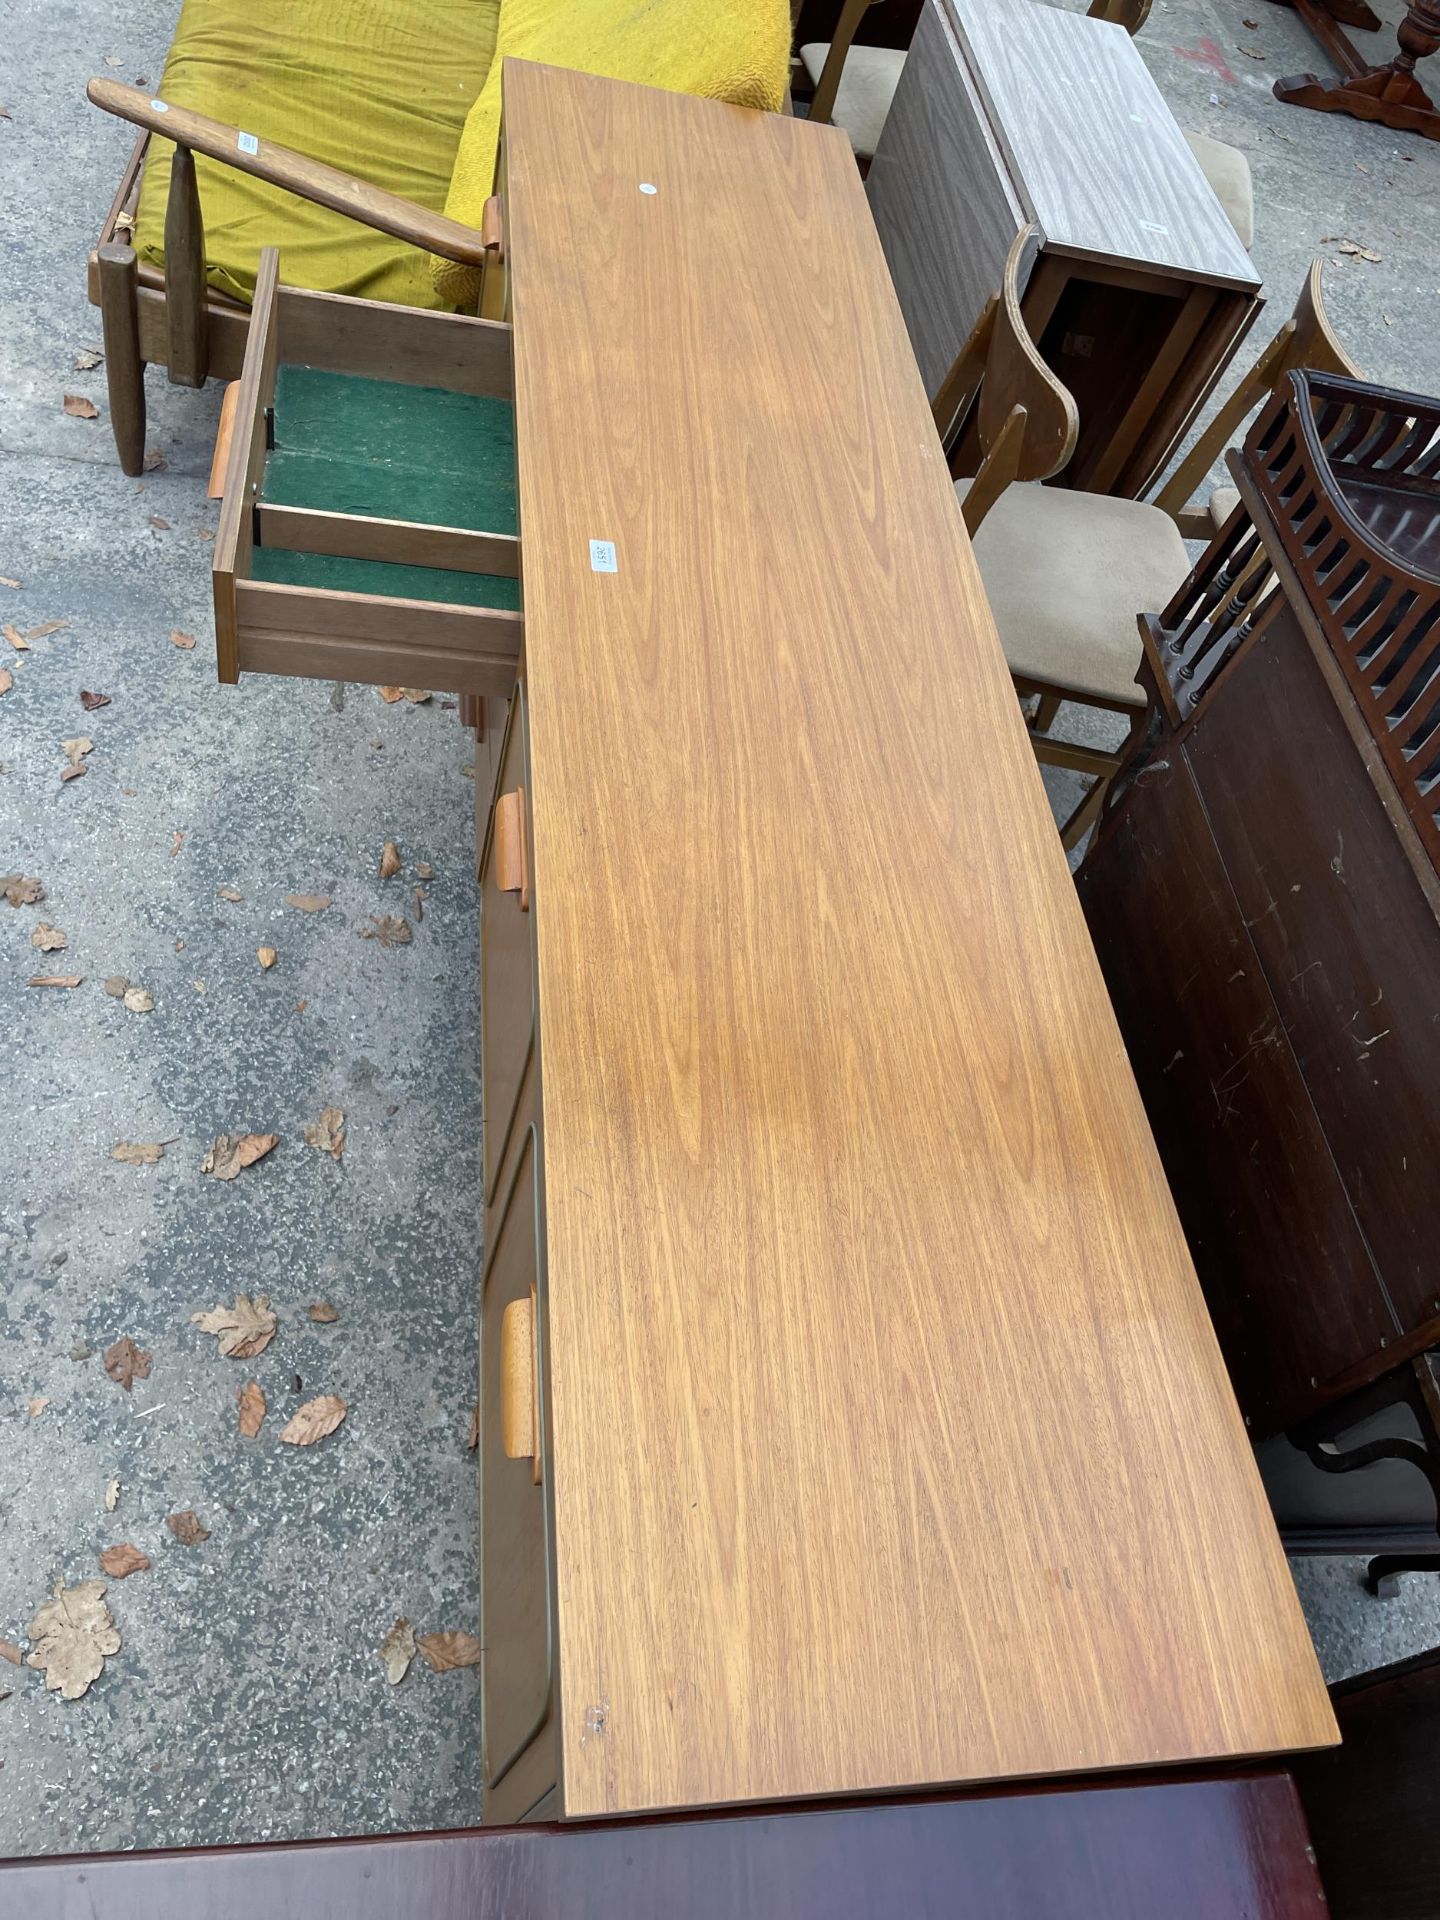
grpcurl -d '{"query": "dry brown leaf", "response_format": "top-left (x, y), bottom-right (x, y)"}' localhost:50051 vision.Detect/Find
top-left (104, 1476), bottom-right (120, 1512)
top-left (466, 1402), bottom-right (479, 1451)
top-left (148, 515), bottom-right (171, 532)
top-left (2, 874), bottom-right (43, 907)
top-left (0, 574), bottom-right (19, 589)
top-left (361, 915), bottom-right (411, 948)
top-left (74, 348), bottom-right (104, 372)
top-left (103, 1336), bottom-right (152, 1392)
top-left (110, 1140), bottom-right (168, 1167)
top-left (216, 886), bottom-right (243, 902)
top-left (169, 829), bottom-right (184, 859)
top-left (79, 689), bottom-right (111, 711)
top-left (403, 689), bottom-right (432, 704)
top-left (27, 1396), bottom-right (49, 1418)
top-left (142, 448), bottom-right (165, 472)
top-left (1238, 42), bottom-right (1265, 55)
top-left (103, 975), bottom-right (129, 997)
top-left (1338, 239), bottom-right (1383, 262)
top-left (26, 620), bottom-right (68, 641)
top-left (0, 1641), bottom-right (21, 1667)
top-left (192, 1293), bottom-right (277, 1358)
top-left (98, 1544), bottom-right (150, 1579)
top-left (31, 922), bottom-right (66, 952)
top-left (279, 1394), bottom-right (347, 1447)
top-left (26, 1579), bottom-right (120, 1699)
top-left (416, 861), bottom-right (435, 879)
top-left (63, 393), bottom-right (99, 421)
top-left (5, 623), bottom-right (29, 650)
top-left (59, 763), bottom-right (88, 785)
top-left (200, 1133), bottom-right (278, 1182)
top-left (416, 1630), bottom-right (483, 1673)
top-left (122, 986), bottom-right (154, 1013)
top-left (237, 1380), bottom-right (266, 1437)
top-left (302, 1107), bottom-right (345, 1161)
top-left (166, 1510), bottom-right (210, 1546)
top-left (62, 738), bottom-right (94, 767)
top-left (257, 946), bottom-right (277, 970)
top-left (378, 686), bottom-right (405, 704)
top-left (379, 1617), bottom-right (416, 1686)
top-left (379, 840), bottom-right (402, 879)
top-left (28, 974), bottom-right (83, 988)
top-left (0, 669), bottom-right (11, 697)
top-left (307, 1301), bottom-right (340, 1323)
top-left (284, 892), bottom-right (332, 912)
top-left (169, 628), bottom-right (196, 650)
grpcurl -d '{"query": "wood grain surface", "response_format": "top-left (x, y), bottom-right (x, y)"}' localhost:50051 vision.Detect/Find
top-left (3, 1775), bottom-right (1327, 1918)
top-left (502, 58), bottom-right (1333, 1819)
top-left (943, 0), bottom-right (1255, 288)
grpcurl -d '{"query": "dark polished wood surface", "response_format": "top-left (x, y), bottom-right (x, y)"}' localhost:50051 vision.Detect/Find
top-left (2, 1775), bottom-right (1325, 1919)
top-left (1295, 1649), bottom-right (1440, 1919)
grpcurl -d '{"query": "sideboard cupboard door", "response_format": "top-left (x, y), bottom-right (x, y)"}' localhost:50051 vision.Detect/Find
top-left (480, 684), bottom-right (536, 1204)
top-left (480, 1126), bottom-right (556, 1821)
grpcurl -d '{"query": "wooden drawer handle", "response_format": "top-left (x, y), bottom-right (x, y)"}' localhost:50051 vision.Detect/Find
top-left (501, 1291), bottom-right (541, 1482)
top-left (495, 787), bottom-right (529, 909)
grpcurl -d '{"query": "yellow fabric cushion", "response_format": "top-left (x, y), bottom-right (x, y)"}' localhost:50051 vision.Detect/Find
top-left (434, 0), bottom-right (792, 307)
top-left (134, 0), bottom-right (499, 311)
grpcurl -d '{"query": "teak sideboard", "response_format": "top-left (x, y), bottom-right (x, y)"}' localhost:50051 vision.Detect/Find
top-left (213, 61), bottom-right (1333, 1829)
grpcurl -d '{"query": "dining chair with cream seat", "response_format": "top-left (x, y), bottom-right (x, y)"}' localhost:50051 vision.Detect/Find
top-left (937, 226), bottom-right (1193, 848)
top-left (801, 0), bottom-right (1255, 249)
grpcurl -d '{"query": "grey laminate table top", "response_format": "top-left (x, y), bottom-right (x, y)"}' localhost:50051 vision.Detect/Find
top-left (944, 0), bottom-right (1259, 291)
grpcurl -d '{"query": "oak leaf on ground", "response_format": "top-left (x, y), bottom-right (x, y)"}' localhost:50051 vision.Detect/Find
top-left (27, 1396), bottom-right (49, 1418)
top-left (110, 1140), bottom-right (168, 1166)
top-left (1, 874), bottom-right (44, 907)
top-left (379, 840), bottom-right (402, 879)
top-left (103, 1336), bottom-right (152, 1392)
top-left (237, 1380), bottom-right (266, 1437)
top-left (216, 886), bottom-right (243, 902)
top-left (257, 946), bottom-right (277, 970)
top-left (123, 986), bottom-right (154, 1013)
top-left (361, 915), bottom-right (411, 948)
top-left (98, 1544), bottom-right (150, 1579)
top-left (283, 892), bottom-right (331, 912)
top-left (0, 669), bottom-right (11, 696)
top-left (200, 1133), bottom-right (278, 1181)
top-left (0, 1641), bottom-right (21, 1666)
top-left (167, 1510), bottom-right (210, 1546)
top-left (279, 1394), bottom-right (347, 1447)
top-left (62, 737), bottom-right (93, 767)
top-left (26, 1580), bottom-right (120, 1698)
top-left (31, 922), bottom-right (66, 951)
top-left (379, 1617), bottom-right (416, 1686)
top-left (80, 689), bottom-right (111, 710)
top-left (169, 629), bottom-right (196, 650)
top-left (191, 1293), bottom-right (277, 1358)
top-left (103, 974), bottom-right (129, 997)
top-left (28, 974), bottom-right (83, 988)
top-left (5, 624), bottom-right (28, 650)
top-left (104, 1476), bottom-right (120, 1512)
top-left (307, 1301), bottom-right (340, 1323)
top-left (416, 1630), bottom-right (483, 1673)
top-left (62, 393), bottom-right (99, 420)
top-left (26, 620), bottom-right (68, 641)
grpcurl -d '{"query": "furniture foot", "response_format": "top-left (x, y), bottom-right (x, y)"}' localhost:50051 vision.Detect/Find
top-left (1366, 1551), bottom-right (1440, 1597)
top-left (1270, 0), bottom-right (1440, 137)
top-left (1264, 0), bottom-right (1382, 34)
top-left (96, 243), bottom-right (147, 476)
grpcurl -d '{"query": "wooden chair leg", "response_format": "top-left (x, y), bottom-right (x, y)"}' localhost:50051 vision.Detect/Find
top-left (1059, 776), bottom-right (1110, 852)
top-left (165, 144), bottom-right (210, 388)
top-left (1031, 693), bottom-right (1061, 733)
top-left (96, 243), bottom-right (146, 475)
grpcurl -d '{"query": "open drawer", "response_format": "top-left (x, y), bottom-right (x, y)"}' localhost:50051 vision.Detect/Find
top-left (212, 248), bottom-right (522, 698)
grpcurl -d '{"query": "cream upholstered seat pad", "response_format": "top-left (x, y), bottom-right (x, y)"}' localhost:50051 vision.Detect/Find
top-left (799, 41), bottom-right (905, 157)
top-left (956, 480), bottom-right (1190, 706)
top-left (1209, 483), bottom-right (1242, 531)
top-left (1182, 129), bottom-right (1255, 249)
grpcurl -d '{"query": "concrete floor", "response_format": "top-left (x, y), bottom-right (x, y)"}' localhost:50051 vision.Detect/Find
top-left (1, 0), bottom-right (1438, 1862)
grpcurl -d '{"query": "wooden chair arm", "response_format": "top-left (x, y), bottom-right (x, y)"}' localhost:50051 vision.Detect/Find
top-left (86, 78), bottom-right (492, 269)
top-left (809, 0), bottom-right (881, 126)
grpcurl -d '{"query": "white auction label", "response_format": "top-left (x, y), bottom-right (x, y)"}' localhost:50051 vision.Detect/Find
top-left (238, 131), bottom-right (259, 155)
top-left (589, 539), bottom-right (618, 574)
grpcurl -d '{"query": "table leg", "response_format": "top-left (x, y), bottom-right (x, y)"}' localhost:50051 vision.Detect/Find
top-left (1268, 0), bottom-right (1440, 140)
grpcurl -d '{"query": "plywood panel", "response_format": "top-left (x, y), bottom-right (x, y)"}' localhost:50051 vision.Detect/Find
top-left (502, 58), bottom-right (1333, 1820)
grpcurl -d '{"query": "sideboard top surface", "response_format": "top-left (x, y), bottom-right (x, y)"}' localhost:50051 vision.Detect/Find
top-left (502, 58), bottom-right (1332, 1819)
top-left (942, 0), bottom-right (1258, 290)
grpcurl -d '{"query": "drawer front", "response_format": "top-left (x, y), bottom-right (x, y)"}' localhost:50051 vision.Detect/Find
top-left (480, 1124), bottom-right (554, 1808)
top-left (481, 684), bottom-right (536, 1203)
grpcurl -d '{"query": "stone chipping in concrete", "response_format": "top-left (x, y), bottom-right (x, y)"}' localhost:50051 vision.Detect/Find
top-left (1, 0), bottom-right (1439, 1860)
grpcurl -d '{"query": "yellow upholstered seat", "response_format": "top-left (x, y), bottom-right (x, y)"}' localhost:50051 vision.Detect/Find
top-left (434, 0), bottom-right (792, 308)
top-left (134, 0), bottom-right (500, 311)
